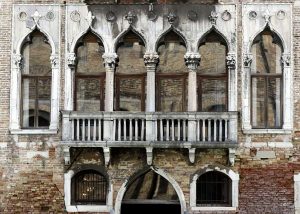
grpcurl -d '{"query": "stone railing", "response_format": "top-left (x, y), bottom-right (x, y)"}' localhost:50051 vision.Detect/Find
top-left (62, 111), bottom-right (238, 148)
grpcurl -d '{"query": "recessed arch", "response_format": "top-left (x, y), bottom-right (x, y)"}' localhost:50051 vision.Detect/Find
top-left (17, 26), bottom-right (56, 55)
top-left (248, 23), bottom-right (286, 54)
top-left (197, 27), bottom-right (229, 51)
top-left (114, 26), bottom-right (147, 53)
top-left (115, 166), bottom-right (187, 214)
top-left (155, 26), bottom-right (188, 51)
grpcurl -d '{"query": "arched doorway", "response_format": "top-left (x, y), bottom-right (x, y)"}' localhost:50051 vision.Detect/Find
top-left (116, 167), bottom-right (186, 214)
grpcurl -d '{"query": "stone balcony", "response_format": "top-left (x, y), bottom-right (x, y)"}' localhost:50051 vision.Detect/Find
top-left (62, 111), bottom-right (238, 165)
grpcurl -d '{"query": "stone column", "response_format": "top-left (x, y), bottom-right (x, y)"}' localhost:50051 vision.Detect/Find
top-left (103, 53), bottom-right (118, 141)
top-left (281, 54), bottom-right (292, 130)
top-left (184, 53), bottom-right (200, 142)
top-left (144, 53), bottom-right (159, 141)
top-left (50, 54), bottom-right (59, 130)
top-left (243, 54), bottom-right (253, 130)
top-left (226, 53), bottom-right (237, 111)
top-left (10, 54), bottom-right (23, 130)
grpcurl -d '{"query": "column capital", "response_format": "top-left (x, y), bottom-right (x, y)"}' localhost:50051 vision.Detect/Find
top-left (184, 53), bottom-right (201, 70)
top-left (281, 54), bottom-right (291, 67)
top-left (226, 53), bottom-right (236, 69)
top-left (12, 54), bottom-right (23, 69)
top-left (144, 52), bottom-right (159, 68)
top-left (50, 54), bottom-right (59, 69)
top-left (243, 54), bottom-right (253, 68)
top-left (103, 53), bottom-right (118, 69)
top-left (67, 53), bottom-right (76, 67)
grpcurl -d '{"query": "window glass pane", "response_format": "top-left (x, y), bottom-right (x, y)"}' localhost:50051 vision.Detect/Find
top-left (252, 77), bottom-right (266, 128)
top-left (251, 33), bottom-right (282, 74)
top-left (117, 32), bottom-right (145, 74)
top-left (200, 79), bottom-right (227, 112)
top-left (37, 78), bottom-right (51, 127)
top-left (267, 78), bottom-right (282, 128)
top-left (22, 32), bottom-right (52, 76)
top-left (158, 77), bottom-right (187, 112)
top-left (22, 78), bottom-right (36, 128)
top-left (117, 77), bottom-right (145, 111)
top-left (77, 33), bottom-right (105, 74)
top-left (198, 42), bottom-right (226, 74)
top-left (76, 78), bottom-right (103, 111)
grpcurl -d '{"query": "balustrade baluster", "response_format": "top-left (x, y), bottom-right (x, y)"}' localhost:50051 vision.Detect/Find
top-left (214, 119), bottom-right (217, 141)
top-left (76, 119), bottom-right (80, 141)
top-left (98, 119), bottom-right (102, 141)
top-left (118, 119), bottom-right (121, 141)
top-left (160, 119), bottom-right (163, 141)
top-left (124, 119), bottom-right (127, 140)
top-left (183, 120), bottom-right (186, 141)
top-left (93, 119), bottom-right (96, 141)
top-left (141, 119), bottom-right (145, 140)
top-left (225, 119), bottom-right (228, 141)
top-left (177, 119), bottom-right (181, 141)
top-left (71, 119), bottom-right (74, 141)
top-left (135, 120), bottom-right (138, 141)
top-left (82, 119), bottom-right (85, 141)
top-left (202, 120), bottom-right (205, 141)
top-left (129, 119), bottom-right (133, 141)
top-left (87, 119), bottom-right (91, 141)
top-left (171, 119), bottom-right (175, 141)
top-left (208, 119), bottom-right (211, 142)
top-left (166, 119), bottom-right (170, 141)
top-left (219, 120), bottom-right (222, 142)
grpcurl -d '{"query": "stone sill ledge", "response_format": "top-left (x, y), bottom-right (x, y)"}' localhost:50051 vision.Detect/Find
top-left (10, 129), bottom-right (58, 135)
top-left (66, 205), bottom-right (109, 212)
top-left (243, 129), bottom-right (292, 135)
top-left (191, 206), bottom-right (237, 211)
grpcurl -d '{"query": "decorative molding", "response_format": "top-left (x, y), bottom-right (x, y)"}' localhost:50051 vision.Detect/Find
top-left (167, 11), bottom-right (177, 25)
top-left (144, 52), bottom-right (159, 67)
top-left (146, 147), bottom-right (153, 165)
top-left (85, 11), bottom-right (95, 27)
top-left (209, 11), bottom-right (218, 25)
top-left (281, 54), bottom-right (291, 67)
top-left (125, 11), bottom-right (136, 25)
top-left (228, 148), bottom-right (236, 166)
top-left (189, 148), bottom-right (196, 163)
top-left (184, 53), bottom-right (201, 70)
top-left (103, 147), bottom-right (110, 166)
top-left (63, 147), bottom-right (70, 165)
top-left (67, 53), bottom-right (76, 67)
top-left (226, 54), bottom-right (236, 69)
top-left (243, 54), bottom-right (253, 67)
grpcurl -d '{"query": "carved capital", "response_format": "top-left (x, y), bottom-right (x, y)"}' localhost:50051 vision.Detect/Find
top-left (103, 53), bottom-right (118, 69)
top-left (50, 55), bottom-right (59, 69)
top-left (12, 54), bottom-right (23, 68)
top-left (184, 53), bottom-right (201, 70)
top-left (67, 53), bottom-right (76, 67)
top-left (226, 54), bottom-right (236, 69)
top-left (281, 54), bottom-right (291, 67)
top-left (243, 54), bottom-right (253, 67)
top-left (144, 53), bottom-right (159, 68)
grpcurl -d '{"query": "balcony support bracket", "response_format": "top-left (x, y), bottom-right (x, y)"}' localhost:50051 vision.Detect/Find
top-left (146, 147), bottom-right (153, 165)
top-left (189, 148), bottom-right (196, 163)
top-left (63, 146), bottom-right (71, 165)
top-left (228, 148), bottom-right (236, 166)
top-left (103, 147), bottom-right (111, 166)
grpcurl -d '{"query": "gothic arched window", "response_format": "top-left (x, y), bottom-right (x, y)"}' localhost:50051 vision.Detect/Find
top-left (156, 31), bottom-right (187, 112)
top-left (21, 30), bottom-right (52, 128)
top-left (196, 171), bottom-right (231, 206)
top-left (71, 170), bottom-right (107, 205)
top-left (115, 31), bottom-right (146, 111)
top-left (198, 31), bottom-right (228, 112)
top-left (251, 29), bottom-right (283, 128)
top-left (75, 32), bottom-right (105, 111)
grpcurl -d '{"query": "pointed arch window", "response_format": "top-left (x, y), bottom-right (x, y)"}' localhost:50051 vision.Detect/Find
top-left (198, 31), bottom-right (228, 112)
top-left (75, 32), bottom-right (106, 111)
top-left (156, 31), bottom-right (187, 112)
top-left (115, 31), bottom-right (146, 111)
top-left (251, 29), bottom-right (283, 128)
top-left (21, 31), bottom-right (52, 128)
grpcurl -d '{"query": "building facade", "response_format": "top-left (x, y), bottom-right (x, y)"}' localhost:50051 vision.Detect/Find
top-left (1, 0), bottom-right (300, 213)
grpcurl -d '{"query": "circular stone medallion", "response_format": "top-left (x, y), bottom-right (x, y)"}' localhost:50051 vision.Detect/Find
top-left (276, 10), bottom-right (286, 20)
top-left (46, 11), bottom-right (55, 21)
top-left (249, 11), bottom-right (257, 20)
top-left (187, 10), bottom-right (197, 21)
top-left (70, 10), bottom-right (81, 22)
top-left (106, 11), bottom-right (116, 22)
top-left (221, 10), bottom-right (231, 21)
top-left (18, 11), bottom-right (28, 21)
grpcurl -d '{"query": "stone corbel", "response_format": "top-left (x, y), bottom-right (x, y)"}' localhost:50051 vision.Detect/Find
top-left (184, 53), bottom-right (201, 70)
top-left (228, 148), bottom-right (236, 166)
top-left (189, 148), bottom-right (196, 164)
top-left (67, 53), bottom-right (76, 68)
top-left (103, 147), bottom-right (111, 166)
top-left (144, 52), bottom-right (159, 68)
top-left (146, 147), bottom-right (153, 165)
top-left (63, 146), bottom-right (70, 165)
top-left (226, 53), bottom-right (236, 69)
top-left (103, 53), bottom-right (119, 70)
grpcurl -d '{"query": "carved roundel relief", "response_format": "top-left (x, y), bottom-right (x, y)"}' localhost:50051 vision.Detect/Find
top-left (249, 11), bottom-right (257, 20)
top-left (18, 11), bottom-right (28, 21)
top-left (46, 11), bottom-right (55, 21)
top-left (187, 10), bottom-right (197, 21)
top-left (70, 10), bottom-right (81, 22)
top-left (148, 11), bottom-right (157, 21)
top-left (106, 11), bottom-right (116, 22)
top-left (221, 10), bottom-right (231, 21)
top-left (276, 10), bottom-right (286, 20)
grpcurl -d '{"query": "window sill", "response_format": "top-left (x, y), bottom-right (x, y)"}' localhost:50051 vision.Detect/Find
top-left (191, 206), bottom-right (237, 211)
top-left (10, 129), bottom-right (58, 135)
top-left (243, 129), bottom-right (292, 134)
top-left (66, 205), bottom-right (110, 212)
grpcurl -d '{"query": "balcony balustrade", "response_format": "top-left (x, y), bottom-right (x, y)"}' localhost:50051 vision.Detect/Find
top-left (62, 111), bottom-right (238, 149)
